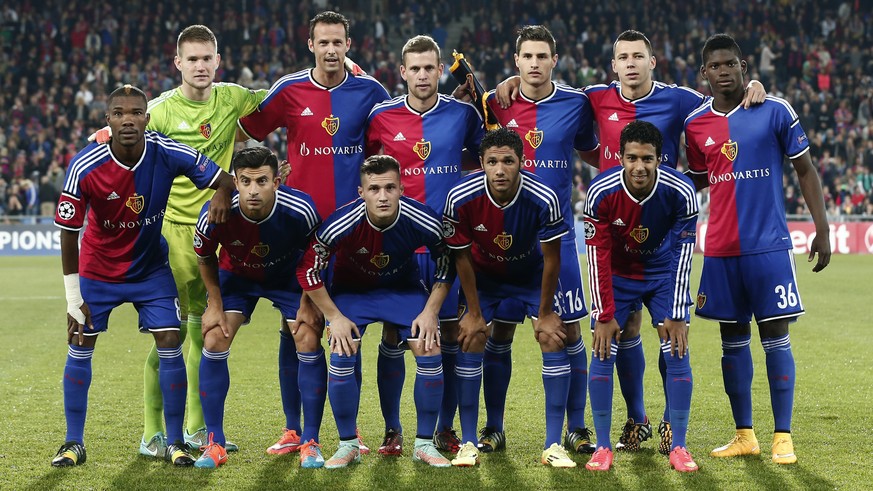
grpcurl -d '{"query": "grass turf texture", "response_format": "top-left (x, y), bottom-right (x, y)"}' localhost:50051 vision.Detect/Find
top-left (1, 254), bottom-right (870, 490)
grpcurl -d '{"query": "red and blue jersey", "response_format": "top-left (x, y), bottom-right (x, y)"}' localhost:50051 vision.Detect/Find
top-left (685, 96), bottom-right (808, 257)
top-left (298, 195), bottom-right (451, 293)
top-left (583, 165), bottom-right (698, 322)
top-left (238, 69), bottom-right (390, 217)
top-left (443, 170), bottom-right (568, 284)
top-left (584, 81), bottom-right (705, 170)
top-left (194, 185), bottom-right (320, 284)
top-left (55, 132), bottom-right (222, 282)
top-left (484, 83), bottom-right (598, 229)
top-left (366, 94), bottom-right (483, 214)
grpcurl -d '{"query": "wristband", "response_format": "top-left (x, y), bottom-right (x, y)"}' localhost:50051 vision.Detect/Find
top-left (64, 273), bottom-right (86, 324)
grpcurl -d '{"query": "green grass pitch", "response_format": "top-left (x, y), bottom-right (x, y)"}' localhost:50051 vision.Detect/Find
top-left (1, 254), bottom-right (870, 490)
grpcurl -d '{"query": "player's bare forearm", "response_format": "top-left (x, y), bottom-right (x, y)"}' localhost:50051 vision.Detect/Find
top-left (207, 172), bottom-right (234, 224)
top-left (197, 254), bottom-right (223, 311)
top-left (454, 248), bottom-right (482, 318)
top-left (685, 170), bottom-right (710, 191)
top-left (538, 238), bottom-right (562, 319)
top-left (792, 152), bottom-right (832, 271)
top-left (577, 148), bottom-right (600, 169)
top-left (60, 229), bottom-right (80, 275)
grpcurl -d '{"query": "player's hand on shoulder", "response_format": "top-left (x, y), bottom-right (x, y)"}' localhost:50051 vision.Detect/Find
top-left (279, 160), bottom-right (291, 181)
top-left (592, 318), bottom-right (621, 361)
top-left (809, 231), bottom-right (831, 272)
top-left (66, 303), bottom-right (92, 346)
top-left (741, 80), bottom-right (766, 109)
top-left (495, 76), bottom-right (521, 109)
top-left (207, 180), bottom-right (233, 224)
top-left (87, 126), bottom-right (112, 145)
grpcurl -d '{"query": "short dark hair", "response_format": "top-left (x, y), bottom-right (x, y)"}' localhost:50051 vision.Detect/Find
top-left (360, 154), bottom-right (400, 178)
top-left (231, 146), bottom-right (278, 176)
top-left (177, 25), bottom-right (217, 55)
top-left (480, 128), bottom-right (524, 161)
top-left (402, 35), bottom-right (440, 64)
top-left (107, 84), bottom-right (147, 108)
top-left (701, 33), bottom-right (743, 65)
top-left (620, 120), bottom-right (663, 158)
top-left (614, 30), bottom-right (653, 58)
top-left (516, 25), bottom-right (556, 56)
top-left (310, 11), bottom-right (349, 40)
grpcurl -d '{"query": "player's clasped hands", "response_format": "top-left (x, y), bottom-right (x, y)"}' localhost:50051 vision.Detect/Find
top-left (592, 318), bottom-right (621, 361)
top-left (328, 315), bottom-right (361, 356)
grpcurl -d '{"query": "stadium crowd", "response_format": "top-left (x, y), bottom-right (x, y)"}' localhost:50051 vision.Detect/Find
top-left (1, 0), bottom-right (872, 222)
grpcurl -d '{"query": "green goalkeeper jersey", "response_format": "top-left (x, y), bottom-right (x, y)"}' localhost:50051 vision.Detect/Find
top-left (147, 82), bottom-right (266, 224)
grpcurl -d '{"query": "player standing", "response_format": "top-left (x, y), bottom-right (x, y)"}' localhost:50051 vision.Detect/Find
top-left (189, 147), bottom-right (321, 469)
top-left (582, 121), bottom-right (698, 472)
top-left (365, 34), bottom-right (483, 455)
top-left (52, 85), bottom-right (233, 467)
top-left (139, 24), bottom-right (266, 456)
top-left (444, 128), bottom-right (576, 468)
top-left (481, 25), bottom-right (599, 455)
top-left (684, 33), bottom-right (830, 465)
top-left (496, 29), bottom-right (765, 453)
top-left (296, 155), bottom-right (452, 469)
top-left (239, 11), bottom-right (390, 455)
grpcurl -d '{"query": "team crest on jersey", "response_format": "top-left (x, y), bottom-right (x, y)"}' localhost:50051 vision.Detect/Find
top-left (370, 253), bottom-right (390, 269)
top-left (251, 242), bottom-right (270, 258)
top-left (413, 139), bottom-right (431, 160)
top-left (525, 128), bottom-right (543, 149)
top-left (321, 115), bottom-right (340, 136)
top-left (583, 220), bottom-right (596, 240)
top-left (200, 121), bottom-right (212, 139)
top-left (442, 219), bottom-right (455, 238)
top-left (696, 293), bottom-right (706, 310)
top-left (493, 232), bottom-right (513, 251)
top-left (630, 225), bottom-right (649, 244)
top-left (125, 194), bottom-right (145, 214)
top-left (720, 140), bottom-right (738, 161)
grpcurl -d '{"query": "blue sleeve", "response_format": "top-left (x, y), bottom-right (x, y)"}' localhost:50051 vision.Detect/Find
top-left (667, 180), bottom-right (699, 321)
top-left (574, 95), bottom-right (599, 152)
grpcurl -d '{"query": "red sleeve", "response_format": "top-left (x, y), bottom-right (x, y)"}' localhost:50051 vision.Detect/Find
top-left (239, 90), bottom-right (289, 142)
top-left (685, 123), bottom-right (707, 175)
top-left (364, 115), bottom-right (383, 157)
top-left (583, 215), bottom-right (615, 323)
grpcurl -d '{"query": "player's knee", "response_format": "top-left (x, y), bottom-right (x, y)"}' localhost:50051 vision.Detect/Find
top-left (440, 321), bottom-right (460, 343)
top-left (564, 321), bottom-right (581, 344)
top-left (153, 330), bottom-right (181, 348)
top-left (758, 320), bottom-right (789, 339)
top-left (720, 322), bottom-right (751, 337)
top-left (490, 322), bottom-right (516, 341)
top-left (293, 323), bottom-right (323, 352)
top-left (621, 314), bottom-right (642, 339)
top-left (203, 329), bottom-right (231, 352)
top-left (537, 335), bottom-right (564, 353)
